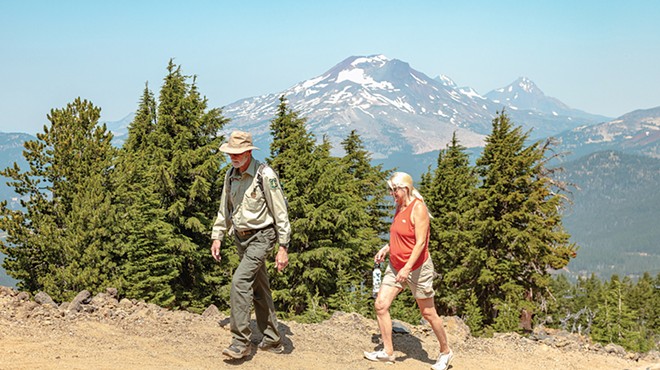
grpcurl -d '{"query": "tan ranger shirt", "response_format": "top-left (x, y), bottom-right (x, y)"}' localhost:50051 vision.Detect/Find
top-left (211, 158), bottom-right (291, 246)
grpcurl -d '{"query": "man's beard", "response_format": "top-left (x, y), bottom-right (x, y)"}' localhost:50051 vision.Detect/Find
top-left (231, 155), bottom-right (249, 168)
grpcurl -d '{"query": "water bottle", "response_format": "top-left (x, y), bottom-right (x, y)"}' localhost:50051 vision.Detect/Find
top-left (372, 262), bottom-right (382, 298)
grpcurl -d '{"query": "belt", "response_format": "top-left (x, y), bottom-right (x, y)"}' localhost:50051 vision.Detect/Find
top-left (235, 227), bottom-right (269, 237)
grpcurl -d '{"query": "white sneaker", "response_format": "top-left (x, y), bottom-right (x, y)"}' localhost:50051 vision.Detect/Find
top-left (363, 350), bottom-right (395, 363)
top-left (431, 349), bottom-right (453, 370)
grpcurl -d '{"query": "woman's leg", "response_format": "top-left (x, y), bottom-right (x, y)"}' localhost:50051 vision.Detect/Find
top-left (374, 284), bottom-right (402, 355)
top-left (416, 297), bottom-right (450, 353)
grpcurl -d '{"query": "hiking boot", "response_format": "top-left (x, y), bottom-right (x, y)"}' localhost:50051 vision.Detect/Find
top-left (258, 340), bottom-right (284, 354)
top-left (431, 349), bottom-right (453, 370)
top-left (363, 350), bottom-right (395, 363)
top-left (222, 344), bottom-right (251, 359)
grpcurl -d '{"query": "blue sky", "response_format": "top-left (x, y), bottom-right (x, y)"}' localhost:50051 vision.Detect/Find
top-left (1, 0), bottom-right (659, 134)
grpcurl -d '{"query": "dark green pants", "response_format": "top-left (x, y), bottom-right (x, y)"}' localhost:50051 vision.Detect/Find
top-left (230, 227), bottom-right (281, 349)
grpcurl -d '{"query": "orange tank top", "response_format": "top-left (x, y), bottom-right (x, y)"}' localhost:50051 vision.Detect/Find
top-left (389, 198), bottom-right (429, 271)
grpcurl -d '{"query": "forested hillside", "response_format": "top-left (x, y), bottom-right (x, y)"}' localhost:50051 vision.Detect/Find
top-left (559, 151), bottom-right (660, 279)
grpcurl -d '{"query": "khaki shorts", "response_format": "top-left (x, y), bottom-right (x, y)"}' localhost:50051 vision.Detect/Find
top-left (381, 256), bottom-right (436, 299)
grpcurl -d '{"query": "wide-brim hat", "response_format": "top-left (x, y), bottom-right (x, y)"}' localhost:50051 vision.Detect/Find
top-left (219, 131), bottom-right (259, 154)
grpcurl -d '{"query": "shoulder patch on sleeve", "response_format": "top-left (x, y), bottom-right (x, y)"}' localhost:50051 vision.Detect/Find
top-left (269, 178), bottom-right (278, 189)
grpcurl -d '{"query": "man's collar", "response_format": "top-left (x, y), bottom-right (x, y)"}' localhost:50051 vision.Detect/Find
top-left (235, 157), bottom-right (259, 177)
top-left (245, 157), bottom-right (259, 177)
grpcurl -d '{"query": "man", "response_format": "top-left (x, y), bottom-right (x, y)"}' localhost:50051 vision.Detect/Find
top-left (211, 130), bottom-right (291, 360)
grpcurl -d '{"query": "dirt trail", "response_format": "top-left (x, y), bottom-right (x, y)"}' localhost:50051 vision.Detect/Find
top-left (0, 287), bottom-right (658, 370)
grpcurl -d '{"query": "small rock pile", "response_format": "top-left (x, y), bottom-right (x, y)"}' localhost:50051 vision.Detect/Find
top-left (496, 325), bottom-right (659, 363)
top-left (0, 285), bottom-right (225, 342)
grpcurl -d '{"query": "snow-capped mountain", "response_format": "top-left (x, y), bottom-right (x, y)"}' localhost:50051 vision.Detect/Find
top-left (223, 55), bottom-right (496, 158)
top-left (222, 55), bottom-right (607, 158)
top-left (485, 77), bottom-right (610, 138)
top-left (553, 106), bottom-right (660, 160)
top-left (487, 77), bottom-right (574, 114)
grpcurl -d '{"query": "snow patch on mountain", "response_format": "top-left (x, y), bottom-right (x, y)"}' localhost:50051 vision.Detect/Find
top-left (336, 69), bottom-right (394, 90)
top-left (436, 74), bottom-right (457, 88)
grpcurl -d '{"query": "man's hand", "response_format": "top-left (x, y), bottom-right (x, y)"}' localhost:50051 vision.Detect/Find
top-left (211, 239), bottom-right (222, 262)
top-left (276, 246), bottom-right (289, 272)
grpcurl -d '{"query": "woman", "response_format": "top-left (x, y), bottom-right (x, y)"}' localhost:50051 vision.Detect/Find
top-left (363, 172), bottom-right (453, 370)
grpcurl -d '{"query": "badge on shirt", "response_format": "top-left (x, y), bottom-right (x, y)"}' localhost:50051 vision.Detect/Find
top-left (269, 178), bottom-right (278, 189)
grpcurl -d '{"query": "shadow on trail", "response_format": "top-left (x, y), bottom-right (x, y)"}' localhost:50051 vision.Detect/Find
top-left (369, 331), bottom-right (436, 365)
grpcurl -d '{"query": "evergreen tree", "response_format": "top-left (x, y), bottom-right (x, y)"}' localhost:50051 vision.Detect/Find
top-left (653, 273), bottom-right (660, 346)
top-left (622, 273), bottom-right (656, 352)
top-left (111, 86), bottom-right (179, 306)
top-left (124, 83), bottom-right (157, 152)
top-left (592, 275), bottom-right (639, 348)
top-left (119, 61), bottom-right (229, 310)
top-left (268, 95), bottom-right (316, 202)
top-left (468, 110), bottom-right (576, 330)
top-left (0, 98), bottom-right (120, 301)
top-left (491, 295), bottom-right (523, 333)
top-left (267, 97), bottom-right (383, 318)
top-left (419, 133), bottom-right (479, 315)
top-left (626, 272), bottom-right (658, 331)
top-left (327, 265), bottom-right (374, 319)
top-left (546, 274), bottom-right (574, 325)
top-left (340, 130), bottom-right (391, 236)
top-left (574, 273), bottom-right (603, 312)
top-left (114, 150), bottom-right (178, 307)
top-left (463, 292), bottom-right (485, 336)
top-left (545, 273), bottom-right (660, 352)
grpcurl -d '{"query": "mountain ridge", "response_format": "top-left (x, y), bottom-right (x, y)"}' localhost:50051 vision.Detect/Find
top-left (221, 54), bottom-right (609, 158)
top-left (553, 105), bottom-right (660, 161)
